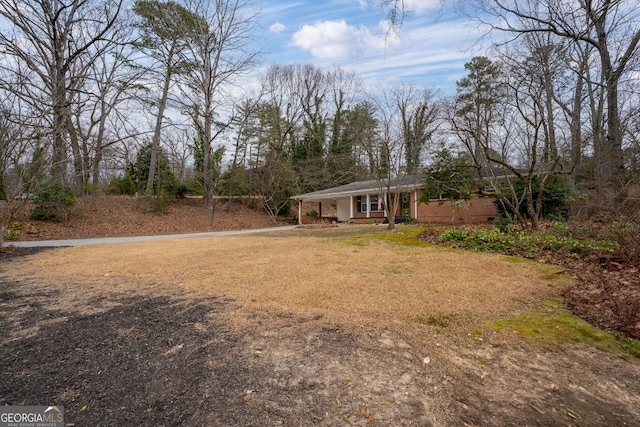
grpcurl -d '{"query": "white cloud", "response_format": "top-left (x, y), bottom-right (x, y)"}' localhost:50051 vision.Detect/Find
top-left (290, 20), bottom-right (363, 58)
top-left (356, 0), bottom-right (440, 14)
top-left (290, 20), bottom-right (397, 59)
top-left (342, 17), bottom-right (485, 92)
top-left (270, 22), bottom-right (286, 33)
top-left (402, 0), bottom-right (441, 14)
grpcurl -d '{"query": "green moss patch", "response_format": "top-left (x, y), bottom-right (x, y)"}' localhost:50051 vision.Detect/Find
top-left (342, 225), bottom-right (436, 248)
top-left (491, 299), bottom-right (640, 358)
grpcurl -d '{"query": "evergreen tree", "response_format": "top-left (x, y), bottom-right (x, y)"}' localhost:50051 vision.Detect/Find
top-left (128, 144), bottom-right (178, 196)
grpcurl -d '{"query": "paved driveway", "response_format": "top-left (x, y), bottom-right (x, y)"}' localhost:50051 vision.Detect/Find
top-left (5, 225), bottom-right (298, 248)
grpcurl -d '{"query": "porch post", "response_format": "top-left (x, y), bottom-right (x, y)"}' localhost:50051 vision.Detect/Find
top-left (384, 193), bottom-right (388, 218)
top-left (349, 195), bottom-right (353, 219)
top-left (318, 202), bottom-right (322, 219)
top-left (298, 200), bottom-right (302, 225)
top-left (366, 194), bottom-right (370, 218)
top-left (414, 190), bottom-right (419, 220)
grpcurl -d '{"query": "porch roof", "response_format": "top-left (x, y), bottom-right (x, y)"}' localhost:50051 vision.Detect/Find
top-left (292, 174), bottom-right (426, 202)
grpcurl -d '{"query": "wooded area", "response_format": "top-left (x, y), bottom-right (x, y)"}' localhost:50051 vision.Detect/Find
top-left (1, 0), bottom-right (639, 240)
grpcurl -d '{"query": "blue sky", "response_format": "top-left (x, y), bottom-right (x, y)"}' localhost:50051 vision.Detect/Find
top-left (251, 0), bottom-right (487, 95)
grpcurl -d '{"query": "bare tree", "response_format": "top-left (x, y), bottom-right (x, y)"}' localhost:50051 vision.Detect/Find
top-left (73, 30), bottom-right (147, 190)
top-left (468, 0), bottom-right (640, 200)
top-left (226, 97), bottom-right (261, 210)
top-left (0, 0), bottom-right (124, 183)
top-left (133, 0), bottom-right (200, 196)
top-left (361, 88), bottom-right (407, 231)
top-left (163, 127), bottom-right (194, 183)
top-left (0, 96), bottom-right (47, 244)
top-left (452, 53), bottom-right (567, 230)
top-left (254, 154), bottom-right (299, 223)
top-left (181, 0), bottom-right (260, 211)
top-left (395, 84), bottom-right (441, 174)
top-left (255, 64), bottom-right (366, 192)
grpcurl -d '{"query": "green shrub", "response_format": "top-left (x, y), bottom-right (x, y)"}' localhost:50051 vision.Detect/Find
top-left (108, 172), bottom-right (137, 195)
top-left (4, 224), bottom-right (23, 241)
top-left (495, 175), bottom-right (572, 221)
top-left (493, 216), bottom-right (516, 233)
top-left (128, 144), bottom-right (178, 196)
top-left (186, 177), bottom-right (204, 196)
top-left (437, 228), bottom-right (470, 243)
top-left (81, 182), bottom-right (104, 195)
top-left (306, 209), bottom-right (318, 217)
top-left (175, 184), bottom-right (189, 199)
top-left (436, 225), bottom-right (615, 256)
top-left (144, 194), bottom-right (172, 214)
top-left (31, 181), bottom-right (76, 224)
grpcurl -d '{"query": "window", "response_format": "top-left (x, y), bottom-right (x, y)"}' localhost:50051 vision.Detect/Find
top-left (370, 195), bottom-right (382, 212)
top-left (356, 195), bottom-right (383, 213)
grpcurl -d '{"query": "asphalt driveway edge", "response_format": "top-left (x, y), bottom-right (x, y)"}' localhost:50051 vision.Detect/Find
top-left (3, 225), bottom-right (299, 248)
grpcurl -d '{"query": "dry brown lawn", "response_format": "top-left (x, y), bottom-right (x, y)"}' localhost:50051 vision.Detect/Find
top-left (20, 225), bottom-right (568, 329)
top-left (5, 225), bottom-right (640, 426)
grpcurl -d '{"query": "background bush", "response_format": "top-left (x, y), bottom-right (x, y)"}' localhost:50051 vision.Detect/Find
top-left (31, 181), bottom-right (76, 224)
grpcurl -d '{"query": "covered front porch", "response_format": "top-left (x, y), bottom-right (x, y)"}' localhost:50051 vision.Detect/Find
top-left (291, 175), bottom-right (425, 225)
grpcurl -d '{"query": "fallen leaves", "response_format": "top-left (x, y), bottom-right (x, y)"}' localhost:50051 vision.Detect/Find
top-left (12, 196), bottom-right (277, 241)
top-left (359, 405), bottom-right (375, 423)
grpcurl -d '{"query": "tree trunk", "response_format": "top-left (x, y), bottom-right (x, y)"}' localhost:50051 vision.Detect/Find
top-left (49, 7), bottom-right (69, 183)
top-left (146, 56), bottom-right (174, 196)
top-left (385, 192), bottom-right (399, 231)
top-left (0, 221), bottom-right (7, 246)
top-left (52, 71), bottom-right (68, 181)
top-left (604, 77), bottom-right (627, 195)
top-left (592, 11), bottom-right (637, 203)
top-left (92, 98), bottom-right (109, 185)
top-left (202, 99), bottom-right (214, 211)
top-left (525, 179), bottom-right (538, 231)
top-left (543, 75), bottom-right (557, 161)
top-left (570, 57), bottom-right (585, 183)
top-left (585, 62), bottom-right (606, 197)
top-left (67, 116), bottom-right (85, 194)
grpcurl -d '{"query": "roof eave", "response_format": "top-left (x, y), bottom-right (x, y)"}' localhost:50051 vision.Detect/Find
top-left (292, 183), bottom-right (425, 201)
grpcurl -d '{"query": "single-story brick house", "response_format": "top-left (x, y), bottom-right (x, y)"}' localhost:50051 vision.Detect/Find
top-left (291, 174), bottom-right (499, 225)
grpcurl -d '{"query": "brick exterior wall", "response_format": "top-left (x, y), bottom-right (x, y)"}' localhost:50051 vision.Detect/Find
top-left (416, 197), bottom-right (498, 224)
top-left (297, 194), bottom-right (499, 225)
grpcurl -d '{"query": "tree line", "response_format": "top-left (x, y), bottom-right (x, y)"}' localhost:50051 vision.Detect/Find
top-left (1, 0), bottom-right (639, 240)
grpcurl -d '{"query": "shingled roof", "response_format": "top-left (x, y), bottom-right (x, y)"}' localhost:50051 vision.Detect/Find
top-left (292, 174), bottom-right (426, 202)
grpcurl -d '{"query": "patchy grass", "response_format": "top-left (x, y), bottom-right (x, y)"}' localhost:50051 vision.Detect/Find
top-left (491, 299), bottom-right (640, 358)
top-left (20, 225), bottom-right (565, 327)
top-left (416, 312), bottom-right (459, 328)
top-left (6, 227), bottom-right (640, 427)
top-left (340, 225), bottom-right (432, 247)
top-left (18, 223), bottom-right (639, 358)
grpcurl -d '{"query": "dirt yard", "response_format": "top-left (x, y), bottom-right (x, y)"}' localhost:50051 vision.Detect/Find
top-left (1, 198), bottom-right (639, 426)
